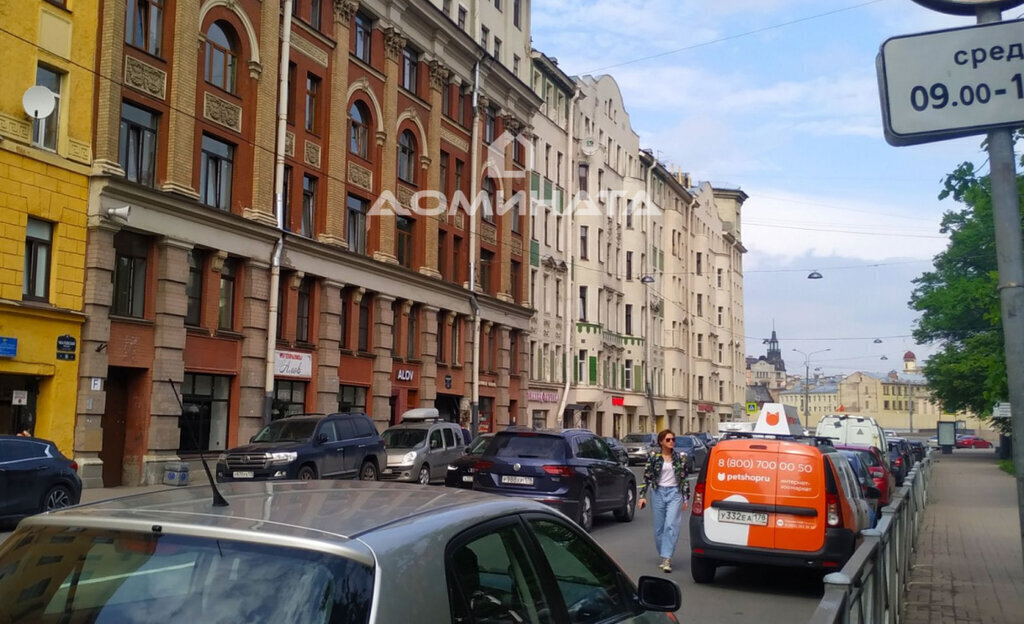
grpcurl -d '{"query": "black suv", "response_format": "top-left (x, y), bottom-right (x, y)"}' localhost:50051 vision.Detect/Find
top-left (216, 413), bottom-right (385, 483)
top-left (472, 428), bottom-right (637, 532)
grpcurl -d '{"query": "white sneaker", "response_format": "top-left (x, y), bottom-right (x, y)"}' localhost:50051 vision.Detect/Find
top-left (660, 558), bottom-right (672, 572)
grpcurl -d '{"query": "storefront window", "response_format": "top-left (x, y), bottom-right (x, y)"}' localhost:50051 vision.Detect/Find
top-left (479, 396), bottom-right (494, 433)
top-left (272, 379), bottom-right (307, 420)
top-left (338, 385), bottom-right (367, 413)
top-left (179, 373), bottom-right (230, 453)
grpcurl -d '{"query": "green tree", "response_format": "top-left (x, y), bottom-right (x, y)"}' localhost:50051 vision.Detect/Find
top-left (908, 157), bottom-right (1024, 433)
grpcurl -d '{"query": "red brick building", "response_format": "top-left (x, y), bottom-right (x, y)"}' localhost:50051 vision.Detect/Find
top-left (76, 0), bottom-right (538, 486)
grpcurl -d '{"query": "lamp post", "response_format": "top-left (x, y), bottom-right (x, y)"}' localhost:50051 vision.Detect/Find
top-left (793, 348), bottom-right (830, 430)
top-left (641, 275), bottom-right (656, 432)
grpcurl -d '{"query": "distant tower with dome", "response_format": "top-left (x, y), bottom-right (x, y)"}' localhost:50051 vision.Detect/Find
top-left (903, 350), bottom-right (917, 373)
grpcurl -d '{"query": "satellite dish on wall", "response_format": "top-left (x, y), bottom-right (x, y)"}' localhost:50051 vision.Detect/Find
top-left (22, 86), bottom-right (55, 120)
top-left (580, 136), bottom-right (598, 156)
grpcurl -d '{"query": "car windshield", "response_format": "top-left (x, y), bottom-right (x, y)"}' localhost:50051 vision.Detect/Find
top-left (382, 428), bottom-right (427, 449)
top-left (675, 437), bottom-right (695, 449)
top-left (0, 526), bottom-right (373, 624)
top-left (467, 435), bottom-right (493, 455)
top-left (622, 434), bottom-right (652, 444)
top-left (491, 434), bottom-right (567, 460)
top-left (252, 419), bottom-right (318, 443)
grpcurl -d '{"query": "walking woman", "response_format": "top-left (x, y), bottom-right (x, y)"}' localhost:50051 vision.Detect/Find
top-left (637, 429), bottom-right (690, 572)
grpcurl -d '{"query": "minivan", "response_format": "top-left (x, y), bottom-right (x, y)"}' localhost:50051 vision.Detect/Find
top-left (815, 414), bottom-right (889, 452)
top-left (381, 409), bottom-right (466, 484)
top-left (689, 403), bottom-right (878, 583)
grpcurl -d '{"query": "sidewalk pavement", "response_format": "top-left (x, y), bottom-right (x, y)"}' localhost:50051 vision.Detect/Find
top-left (903, 449), bottom-right (1024, 624)
top-left (79, 483), bottom-right (180, 505)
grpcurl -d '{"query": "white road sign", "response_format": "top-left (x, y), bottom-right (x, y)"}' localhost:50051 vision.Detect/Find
top-left (877, 19), bottom-right (1024, 145)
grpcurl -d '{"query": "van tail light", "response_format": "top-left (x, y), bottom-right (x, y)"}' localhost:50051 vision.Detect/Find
top-left (691, 482), bottom-right (705, 516)
top-left (826, 493), bottom-right (842, 527)
top-left (69, 461), bottom-right (79, 473)
top-left (893, 456), bottom-right (903, 468)
top-left (542, 465), bottom-right (574, 477)
top-left (474, 460), bottom-right (494, 471)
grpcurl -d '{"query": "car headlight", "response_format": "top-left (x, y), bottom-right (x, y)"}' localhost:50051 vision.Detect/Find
top-left (402, 451), bottom-right (418, 464)
top-left (217, 453), bottom-right (228, 463)
top-left (447, 464), bottom-right (457, 471)
top-left (268, 452), bottom-right (297, 465)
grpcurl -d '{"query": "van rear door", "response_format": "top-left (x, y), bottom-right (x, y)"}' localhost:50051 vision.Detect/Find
top-left (702, 440), bottom-right (779, 550)
top-left (771, 442), bottom-right (825, 552)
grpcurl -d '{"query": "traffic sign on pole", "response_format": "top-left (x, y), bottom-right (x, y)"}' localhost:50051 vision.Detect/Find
top-left (877, 19), bottom-right (1024, 145)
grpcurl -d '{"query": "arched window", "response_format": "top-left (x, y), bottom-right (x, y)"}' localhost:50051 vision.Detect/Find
top-left (482, 177), bottom-right (497, 222)
top-left (397, 130), bottom-right (417, 184)
top-left (349, 102), bottom-right (370, 159)
top-left (205, 22), bottom-right (238, 93)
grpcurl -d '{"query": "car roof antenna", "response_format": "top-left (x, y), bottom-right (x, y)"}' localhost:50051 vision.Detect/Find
top-left (168, 378), bottom-right (229, 507)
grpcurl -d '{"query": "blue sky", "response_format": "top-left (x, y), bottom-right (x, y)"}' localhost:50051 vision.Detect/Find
top-left (530, 0), bottom-right (1004, 375)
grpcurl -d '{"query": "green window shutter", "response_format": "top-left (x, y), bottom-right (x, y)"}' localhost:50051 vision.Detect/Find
top-left (634, 365), bottom-right (642, 392)
top-left (531, 172), bottom-right (541, 195)
top-left (589, 356), bottom-right (597, 385)
top-left (544, 179), bottom-right (553, 204)
top-left (573, 356), bottom-right (579, 382)
top-left (620, 364), bottom-right (625, 389)
top-left (530, 240), bottom-right (540, 266)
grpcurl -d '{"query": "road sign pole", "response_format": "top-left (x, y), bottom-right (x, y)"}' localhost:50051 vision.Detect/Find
top-left (978, 2), bottom-right (1024, 578)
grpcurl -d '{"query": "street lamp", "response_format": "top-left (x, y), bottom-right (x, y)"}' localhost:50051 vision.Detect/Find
top-left (641, 275), bottom-right (656, 432)
top-left (793, 348), bottom-right (830, 429)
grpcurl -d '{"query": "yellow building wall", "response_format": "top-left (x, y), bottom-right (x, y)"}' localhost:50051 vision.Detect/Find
top-left (0, 305), bottom-right (83, 453)
top-left (0, 0), bottom-right (98, 456)
top-left (0, 1), bottom-right (98, 160)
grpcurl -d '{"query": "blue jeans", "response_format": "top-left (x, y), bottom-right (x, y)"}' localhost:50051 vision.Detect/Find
top-left (650, 486), bottom-right (683, 560)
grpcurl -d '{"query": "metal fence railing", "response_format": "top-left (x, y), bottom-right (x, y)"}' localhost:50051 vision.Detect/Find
top-left (808, 453), bottom-right (933, 624)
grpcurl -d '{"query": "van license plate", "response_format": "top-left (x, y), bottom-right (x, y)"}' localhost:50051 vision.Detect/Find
top-left (719, 510), bottom-right (768, 526)
top-left (462, 476), bottom-right (474, 483)
top-left (501, 475), bottom-right (534, 486)
top-left (232, 471), bottom-right (254, 479)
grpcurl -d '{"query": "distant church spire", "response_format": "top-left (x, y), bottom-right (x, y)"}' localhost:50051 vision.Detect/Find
top-left (764, 329), bottom-right (785, 371)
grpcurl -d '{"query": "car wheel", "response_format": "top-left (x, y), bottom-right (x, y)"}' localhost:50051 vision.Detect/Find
top-left (691, 556), bottom-right (716, 583)
top-left (359, 461), bottom-right (378, 481)
top-left (297, 465), bottom-right (317, 481)
top-left (614, 483), bottom-right (635, 522)
top-left (577, 490), bottom-right (594, 532)
top-left (42, 485), bottom-right (73, 512)
top-left (418, 465), bottom-right (431, 485)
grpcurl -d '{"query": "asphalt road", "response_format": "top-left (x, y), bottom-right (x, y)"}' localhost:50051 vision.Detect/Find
top-left (589, 469), bottom-right (823, 624)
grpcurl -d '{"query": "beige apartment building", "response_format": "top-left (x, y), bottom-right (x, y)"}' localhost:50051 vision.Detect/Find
top-left (523, 71), bottom-right (747, 438)
top-left (525, 50), bottom-right (573, 427)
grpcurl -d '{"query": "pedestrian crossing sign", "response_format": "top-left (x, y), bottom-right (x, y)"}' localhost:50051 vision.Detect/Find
top-left (745, 402), bottom-right (757, 413)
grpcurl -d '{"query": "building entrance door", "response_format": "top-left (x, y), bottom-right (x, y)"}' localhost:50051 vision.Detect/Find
top-left (102, 367), bottom-right (139, 487)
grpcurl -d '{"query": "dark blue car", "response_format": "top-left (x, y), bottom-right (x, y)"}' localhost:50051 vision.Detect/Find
top-left (472, 428), bottom-right (636, 532)
top-left (0, 436), bottom-right (82, 527)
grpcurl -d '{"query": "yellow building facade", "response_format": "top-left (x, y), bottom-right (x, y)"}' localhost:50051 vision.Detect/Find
top-left (0, 0), bottom-right (96, 454)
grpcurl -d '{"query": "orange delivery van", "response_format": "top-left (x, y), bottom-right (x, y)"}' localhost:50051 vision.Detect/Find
top-left (688, 403), bottom-right (876, 583)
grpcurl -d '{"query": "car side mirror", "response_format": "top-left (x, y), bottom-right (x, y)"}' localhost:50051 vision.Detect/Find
top-left (865, 485), bottom-right (881, 499)
top-left (249, 436), bottom-right (256, 443)
top-left (317, 432), bottom-right (329, 444)
top-left (635, 575), bottom-right (681, 611)
top-left (430, 439), bottom-right (440, 449)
